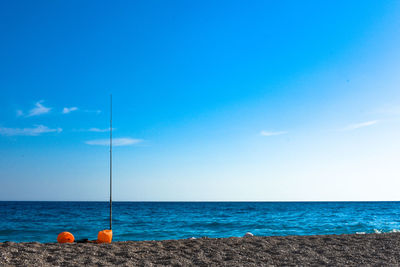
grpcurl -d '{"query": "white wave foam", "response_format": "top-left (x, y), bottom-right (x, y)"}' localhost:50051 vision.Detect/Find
top-left (372, 229), bottom-right (400, 234)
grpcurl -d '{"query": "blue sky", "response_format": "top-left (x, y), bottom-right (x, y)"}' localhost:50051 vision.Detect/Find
top-left (1, 1), bottom-right (400, 201)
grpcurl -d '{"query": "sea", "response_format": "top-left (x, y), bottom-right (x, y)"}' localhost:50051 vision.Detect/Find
top-left (1, 201), bottom-right (400, 243)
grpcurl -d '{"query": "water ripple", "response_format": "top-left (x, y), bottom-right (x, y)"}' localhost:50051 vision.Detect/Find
top-left (1, 201), bottom-right (400, 242)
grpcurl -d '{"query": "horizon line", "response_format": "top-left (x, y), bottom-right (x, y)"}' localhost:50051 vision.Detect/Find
top-left (1, 200), bottom-right (400, 202)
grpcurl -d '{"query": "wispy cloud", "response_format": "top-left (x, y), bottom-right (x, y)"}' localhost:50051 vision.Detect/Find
top-left (27, 101), bottom-right (51, 117)
top-left (0, 125), bottom-right (62, 136)
top-left (260, 130), bottom-right (288, 136)
top-left (342, 120), bottom-right (378, 131)
top-left (62, 107), bottom-right (78, 114)
top-left (16, 110), bottom-right (24, 117)
top-left (85, 138), bottom-right (142, 146)
top-left (88, 128), bottom-right (113, 132)
top-left (72, 128), bottom-right (113, 132)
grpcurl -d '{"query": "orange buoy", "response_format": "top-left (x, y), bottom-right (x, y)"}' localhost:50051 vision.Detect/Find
top-left (57, 232), bottom-right (74, 243)
top-left (97, 229), bottom-right (112, 243)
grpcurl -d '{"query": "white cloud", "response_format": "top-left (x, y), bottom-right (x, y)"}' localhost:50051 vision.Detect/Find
top-left (72, 127), bottom-right (114, 132)
top-left (342, 120), bottom-right (378, 131)
top-left (88, 128), bottom-right (112, 132)
top-left (260, 130), bottom-right (288, 136)
top-left (0, 125), bottom-right (62, 136)
top-left (16, 110), bottom-right (24, 117)
top-left (27, 101), bottom-right (51, 117)
top-left (62, 107), bottom-right (78, 114)
top-left (85, 138), bottom-right (142, 146)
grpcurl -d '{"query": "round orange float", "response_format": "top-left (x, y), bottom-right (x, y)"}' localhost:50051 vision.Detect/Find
top-left (57, 232), bottom-right (74, 243)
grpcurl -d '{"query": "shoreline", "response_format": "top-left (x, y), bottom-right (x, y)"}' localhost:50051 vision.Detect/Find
top-left (2, 233), bottom-right (400, 265)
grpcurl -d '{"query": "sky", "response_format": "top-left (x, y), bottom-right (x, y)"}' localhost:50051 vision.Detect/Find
top-left (1, 0), bottom-right (400, 201)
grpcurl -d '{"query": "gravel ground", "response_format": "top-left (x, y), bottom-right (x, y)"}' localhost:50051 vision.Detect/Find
top-left (1, 233), bottom-right (400, 266)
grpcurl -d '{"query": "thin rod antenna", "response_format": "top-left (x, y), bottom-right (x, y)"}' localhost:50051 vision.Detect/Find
top-left (110, 94), bottom-right (112, 230)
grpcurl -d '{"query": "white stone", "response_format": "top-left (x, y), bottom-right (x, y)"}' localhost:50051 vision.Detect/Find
top-left (244, 232), bottom-right (254, 237)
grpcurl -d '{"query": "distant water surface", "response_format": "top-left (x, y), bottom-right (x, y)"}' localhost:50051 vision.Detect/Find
top-left (1, 201), bottom-right (400, 243)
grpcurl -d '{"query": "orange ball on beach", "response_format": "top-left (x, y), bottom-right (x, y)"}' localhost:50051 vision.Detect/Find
top-left (57, 232), bottom-right (74, 243)
top-left (97, 229), bottom-right (113, 243)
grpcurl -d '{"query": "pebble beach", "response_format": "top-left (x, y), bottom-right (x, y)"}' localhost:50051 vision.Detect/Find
top-left (2, 233), bottom-right (400, 266)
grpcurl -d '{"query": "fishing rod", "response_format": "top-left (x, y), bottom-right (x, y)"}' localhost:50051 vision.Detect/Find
top-left (96, 94), bottom-right (113, 243)
top-left (110, 94), bottom-right (112, 230)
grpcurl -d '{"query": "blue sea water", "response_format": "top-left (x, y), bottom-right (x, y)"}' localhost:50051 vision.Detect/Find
top-left (1, 201), bottom-right (400, 243)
